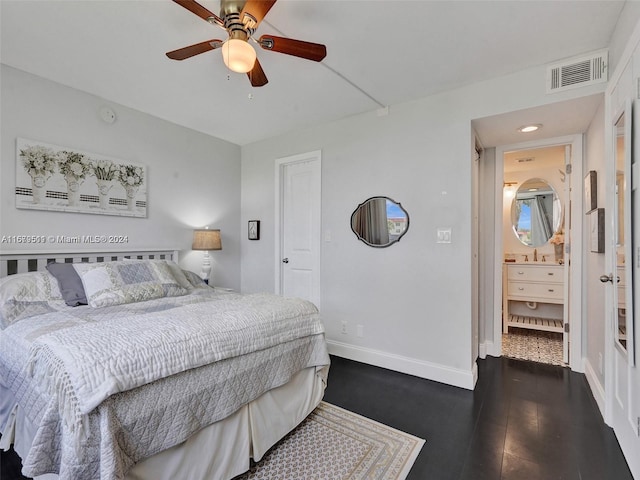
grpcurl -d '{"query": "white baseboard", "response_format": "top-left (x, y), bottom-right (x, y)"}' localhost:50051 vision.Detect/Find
top-left (583, 357), bottom-right (605, 417)
top-left (480, 340), bottom-right (501, 358)
top-left (327, 340), bottom-right (477, 390)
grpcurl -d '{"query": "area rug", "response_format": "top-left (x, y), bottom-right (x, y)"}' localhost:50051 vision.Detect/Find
top-left (502, 327), bottom-right (565, 366)
top-left (236, 401), bottom-right (425, 480)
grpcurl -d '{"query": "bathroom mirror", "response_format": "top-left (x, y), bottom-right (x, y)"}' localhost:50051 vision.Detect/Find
top-left (351, 196), bottom-right (409, 248)
top-left (511, 178), bottom-right (561, 247)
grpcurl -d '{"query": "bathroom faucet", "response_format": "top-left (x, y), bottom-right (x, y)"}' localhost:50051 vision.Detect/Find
top-left (533, 249), bottom-right (538, 262)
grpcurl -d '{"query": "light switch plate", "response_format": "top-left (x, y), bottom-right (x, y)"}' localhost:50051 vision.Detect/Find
top-left (437, 228), bottom-right (452, 243)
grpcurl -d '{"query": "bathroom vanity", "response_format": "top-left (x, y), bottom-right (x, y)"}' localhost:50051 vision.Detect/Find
top-left (503, 263), bottom-right (564, 333)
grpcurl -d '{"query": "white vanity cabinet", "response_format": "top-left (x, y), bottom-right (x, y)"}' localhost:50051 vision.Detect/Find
top-left (503, 263), bottom-right (564, 333)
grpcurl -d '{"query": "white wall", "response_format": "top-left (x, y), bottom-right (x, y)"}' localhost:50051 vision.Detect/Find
top-left (608, 0), bottom-right (640, 74)
top-left (583, 99), bottom-right (607, 399)
top-left (241, 60), bottom-right (609, 389)
top-left (0, 66), bottom-right (242, 290)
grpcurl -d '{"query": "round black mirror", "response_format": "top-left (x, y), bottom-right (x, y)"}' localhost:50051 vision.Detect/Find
top-left (351, 196), bottom-right (409, 248)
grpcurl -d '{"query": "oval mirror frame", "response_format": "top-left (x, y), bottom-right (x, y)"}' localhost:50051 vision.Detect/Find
top-left (510, 178), bottom-right (561, 247)
top-left (351, 196), bottom-right (409, 248)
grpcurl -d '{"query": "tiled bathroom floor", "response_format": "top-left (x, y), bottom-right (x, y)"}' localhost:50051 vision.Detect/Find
top-left (502, 327), bottom-right (565, 366)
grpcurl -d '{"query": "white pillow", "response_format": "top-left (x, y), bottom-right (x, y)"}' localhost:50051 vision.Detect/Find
top-left (73, 259), bottom-right (189, 308)
top-left (0, 271), bottom-right (63, 328)
top-left (181, 269), bottom-right (209, 289)
top-left (164, 260), bottom-right (195, 290)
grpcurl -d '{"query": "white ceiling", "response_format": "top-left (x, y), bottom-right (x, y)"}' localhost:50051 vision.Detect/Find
top-left (473, 93), bottom-right (605, 148)
top-left (0, 0), bottom-right (625, 146)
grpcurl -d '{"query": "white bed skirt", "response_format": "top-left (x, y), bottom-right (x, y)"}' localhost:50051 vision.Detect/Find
top-left (3, 365), bottom-right (328, 480)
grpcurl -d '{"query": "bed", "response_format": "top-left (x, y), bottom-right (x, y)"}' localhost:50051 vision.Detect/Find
top-left (0, 249), bottom-right (330, 480)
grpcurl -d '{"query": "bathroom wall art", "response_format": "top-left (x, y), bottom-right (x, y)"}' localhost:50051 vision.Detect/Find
top-left (15, 138), bottom-right (147, 217)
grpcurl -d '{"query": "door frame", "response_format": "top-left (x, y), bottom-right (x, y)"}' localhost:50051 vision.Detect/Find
top-left (273, 150), bottom-right (322, 304)
top-left (492, 135), bottom-right (584, 371)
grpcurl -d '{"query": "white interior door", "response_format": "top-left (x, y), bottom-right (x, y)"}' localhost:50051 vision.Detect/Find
top-left (604, 100), bottom-right (639, 475)
top-left (275, 151), bottom-right (321, 307)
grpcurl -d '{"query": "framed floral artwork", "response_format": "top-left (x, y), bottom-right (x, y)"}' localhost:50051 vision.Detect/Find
top-left (15, 138), bottom-right (147, 217)
top-left (248, 220), bottom-right (260, 240)
top-left (584, 170), bottom-right (597, 214)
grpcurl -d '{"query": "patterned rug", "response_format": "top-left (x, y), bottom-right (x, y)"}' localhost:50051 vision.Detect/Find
top-left (502, 327), bottom-right (565, 366)
top-left (236, 401), bottom-right (425, 480)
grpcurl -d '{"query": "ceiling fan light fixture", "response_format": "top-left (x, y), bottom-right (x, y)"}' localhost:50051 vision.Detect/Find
top-left (222, 38), bottom-right (256, 73)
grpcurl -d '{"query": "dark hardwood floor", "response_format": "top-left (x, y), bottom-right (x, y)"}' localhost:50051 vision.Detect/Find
top-left (324, 355), bottom-right (634, 480)
top-left (1, 355), bottom-right (633, 480)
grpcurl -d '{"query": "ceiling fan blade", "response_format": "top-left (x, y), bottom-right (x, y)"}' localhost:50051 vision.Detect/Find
top-left (240, 0), bottom-right (276, 29)
top-left (166, 39), bottom-right (223, 60)
top-left (258, 35), bottom-right (326, 62)
top-left (172, 0), bottom-right (223, 26)
top-left (247, 58), bottom-right (268, 87)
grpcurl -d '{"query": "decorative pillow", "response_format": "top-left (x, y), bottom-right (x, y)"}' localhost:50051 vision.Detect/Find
top-left (123, 258), bottom-right (196, 291)
top-left (182, 269), bottom-right (209, 289)
top-left (73, 259), bottom-right (189, 308)
top-left (0, 271), bottom-right (63, 328)
top-left (46, 262), bottom-right (88, 307)
top-left (164, 260), bottom-right (196, 290)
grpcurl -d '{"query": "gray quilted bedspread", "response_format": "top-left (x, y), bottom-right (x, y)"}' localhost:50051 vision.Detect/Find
top-left (0, 289), bottom-right (329, 480)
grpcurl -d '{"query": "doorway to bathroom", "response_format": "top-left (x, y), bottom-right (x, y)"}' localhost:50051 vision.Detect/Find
top-left (494, 136), bottom-right (583, 368)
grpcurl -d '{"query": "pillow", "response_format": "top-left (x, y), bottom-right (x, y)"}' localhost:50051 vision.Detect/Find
top-left (46, 262), bottom-right (88, 306)
top-left (73, 259), bottom-right (189, 308)
top-left (181, 269), bottom-right (209, 289)
top-left (0, 271), bottom-right (63, 328)
top-left (164, 260), bottom-right (196, 290)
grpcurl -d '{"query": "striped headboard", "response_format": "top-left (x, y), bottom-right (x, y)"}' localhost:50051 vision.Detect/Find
top-left (0, 249), bottom-right (180, 277)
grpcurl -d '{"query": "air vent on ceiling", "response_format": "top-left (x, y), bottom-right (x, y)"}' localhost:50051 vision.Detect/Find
top-left (546, 50), bottom-right (608, 94)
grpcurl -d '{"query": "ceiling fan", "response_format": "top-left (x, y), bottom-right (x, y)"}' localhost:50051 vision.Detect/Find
top-left (166, 0), bottom-right (327, 87)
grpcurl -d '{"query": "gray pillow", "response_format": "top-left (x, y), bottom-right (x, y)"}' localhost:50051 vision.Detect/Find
top-left (46, 262), bottom-right (88, 306)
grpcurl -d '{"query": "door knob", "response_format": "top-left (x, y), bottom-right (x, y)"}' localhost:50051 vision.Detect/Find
top-left (282, 258), bottom-right (289, 263)
top-left (600, 274), bottom-right (613, 283)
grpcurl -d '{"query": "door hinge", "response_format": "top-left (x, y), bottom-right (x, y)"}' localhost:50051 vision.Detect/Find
top-left (564, 323), bottom-right (570, 333)
top-left (565, 164), bottom-right (572, 174)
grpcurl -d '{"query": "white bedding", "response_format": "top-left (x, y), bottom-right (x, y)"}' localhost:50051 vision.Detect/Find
top-left (0, 287), bottom-right (330, 480)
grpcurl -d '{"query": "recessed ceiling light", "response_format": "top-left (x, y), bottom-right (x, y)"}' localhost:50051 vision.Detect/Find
top-left (517, 124), bottom-right (542, 133)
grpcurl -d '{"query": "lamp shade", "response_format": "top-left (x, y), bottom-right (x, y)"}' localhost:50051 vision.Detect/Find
top-left (222, 38), bottom-right (257, 73)
top-left (192, 229), bottom-right (222, 251)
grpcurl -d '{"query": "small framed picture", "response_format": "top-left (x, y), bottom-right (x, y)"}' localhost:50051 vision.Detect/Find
top-left (248, 220), bottom-right (260, 240)
top-left (590, 208), bottom-right (605, 253)
top-left (584, 170), bottom-right (597, 214)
